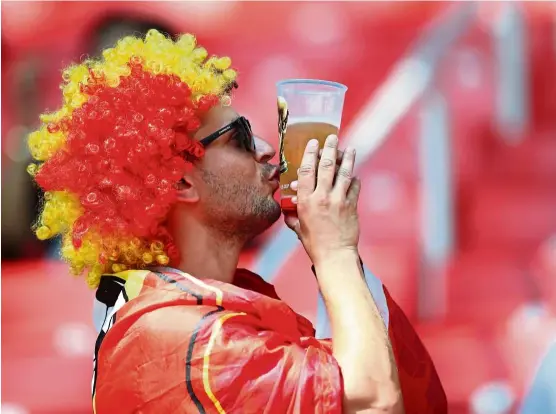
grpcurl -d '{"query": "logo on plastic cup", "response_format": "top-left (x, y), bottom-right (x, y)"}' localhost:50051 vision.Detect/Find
top-left (277, 96), bottom-right (289, 174)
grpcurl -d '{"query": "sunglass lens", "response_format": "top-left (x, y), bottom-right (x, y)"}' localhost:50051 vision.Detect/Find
top-left (239, 118), bottom-right (255, 152)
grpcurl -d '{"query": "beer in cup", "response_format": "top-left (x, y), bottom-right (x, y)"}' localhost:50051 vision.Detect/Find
top-left (276, 79), bottom-right (347, 212)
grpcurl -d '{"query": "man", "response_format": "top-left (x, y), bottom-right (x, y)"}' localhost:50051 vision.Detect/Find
top-left (28, 30), bottom-right (446, 413)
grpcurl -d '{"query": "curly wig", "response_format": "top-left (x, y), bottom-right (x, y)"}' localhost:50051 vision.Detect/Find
top-left (27, 29), bottom-right (238, 287)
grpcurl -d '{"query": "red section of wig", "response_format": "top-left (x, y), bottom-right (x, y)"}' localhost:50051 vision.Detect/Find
top-left (35, 62), bottom-right (219, 261)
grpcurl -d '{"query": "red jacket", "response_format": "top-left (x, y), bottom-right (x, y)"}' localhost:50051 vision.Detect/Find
top-left (92, 267), bottom-right (446, 413)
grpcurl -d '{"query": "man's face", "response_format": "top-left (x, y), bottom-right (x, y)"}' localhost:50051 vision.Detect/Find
top-left (190, 105), bottom-right (282, 239)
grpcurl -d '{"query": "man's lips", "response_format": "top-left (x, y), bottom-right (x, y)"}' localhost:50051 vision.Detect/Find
top-left (267, 167), bottom-right (280, 192)
top-left (268, 166), bottom-right (280, 181)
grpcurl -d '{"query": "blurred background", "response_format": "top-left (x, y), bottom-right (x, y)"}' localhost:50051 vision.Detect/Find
top-left (1, 1), bottom-right (555, 413)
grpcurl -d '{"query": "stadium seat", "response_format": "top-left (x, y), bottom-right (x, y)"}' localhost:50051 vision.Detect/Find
top-left (2, 261), bottom-right (94, 414)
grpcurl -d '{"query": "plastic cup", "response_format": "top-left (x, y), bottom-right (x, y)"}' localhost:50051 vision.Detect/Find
top-left (276, 79), bottom-right (347, 211)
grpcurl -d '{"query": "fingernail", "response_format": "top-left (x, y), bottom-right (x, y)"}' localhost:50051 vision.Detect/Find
top-left (327, 134), bottom-right (338, 143)
top-left (309, 139), bottom-right (319, 148)
top-left (291, 196), bottom-right (298, 204)
top-left (290, 180), bottom-right (298, 190)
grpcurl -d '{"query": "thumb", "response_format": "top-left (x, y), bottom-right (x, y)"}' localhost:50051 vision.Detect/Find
top-left (283, 213), bottom-right (301, 236)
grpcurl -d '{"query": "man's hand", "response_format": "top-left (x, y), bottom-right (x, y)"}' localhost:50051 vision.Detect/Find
top-left (283, 135), bottom-right (361, 266)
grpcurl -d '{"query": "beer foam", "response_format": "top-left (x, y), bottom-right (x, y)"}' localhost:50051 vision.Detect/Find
top-left (288, 116), bottom-right (341, 128)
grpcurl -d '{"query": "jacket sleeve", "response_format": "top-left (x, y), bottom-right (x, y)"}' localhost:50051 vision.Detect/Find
top-left (94, 304), bottom-right (344, 414)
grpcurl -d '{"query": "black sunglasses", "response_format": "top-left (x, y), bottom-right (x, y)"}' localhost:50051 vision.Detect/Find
top-left (199, 116), bottom-right (255, 152)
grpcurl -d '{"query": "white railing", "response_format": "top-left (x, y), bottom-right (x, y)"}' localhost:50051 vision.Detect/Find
top-left (418, 90), bottom-right (453, 320)
top-left (493, 1), bottom-right (529, 143)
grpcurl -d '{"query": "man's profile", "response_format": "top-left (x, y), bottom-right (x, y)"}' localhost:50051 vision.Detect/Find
top-left (27, 30), bottom-right (446, 413)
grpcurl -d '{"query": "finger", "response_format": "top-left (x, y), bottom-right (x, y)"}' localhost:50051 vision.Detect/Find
top-left (296, 139), bottom-right (319, 201)
top-left (332, 147), bottom-right (356, 196)
top-left (346, 177), bottom-right (362, 206)
top-left (316, 134), bottom-right (338, 192)
top-left (319, 148), bottom-right (344, 165)
top-left (290, 180), bottom-right (298, 192)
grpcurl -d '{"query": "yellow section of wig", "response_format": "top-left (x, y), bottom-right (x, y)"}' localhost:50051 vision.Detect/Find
top-left (28, 30), bottom-right (238, 288)
top-left (27, 126), bottom-right (66, 161)
top-left (38, 191), bottom-right (82, 235)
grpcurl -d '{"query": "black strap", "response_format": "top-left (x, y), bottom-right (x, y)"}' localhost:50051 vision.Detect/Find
top-left (95, 275), bottom-right (126, 307)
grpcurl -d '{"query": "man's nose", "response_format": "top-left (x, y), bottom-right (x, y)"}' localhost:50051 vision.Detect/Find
top-left (253, 135), bottom-right (276, 164)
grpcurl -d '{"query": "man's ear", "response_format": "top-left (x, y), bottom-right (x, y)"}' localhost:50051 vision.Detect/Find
top-left (175, 175), bottom-right (200, 203)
